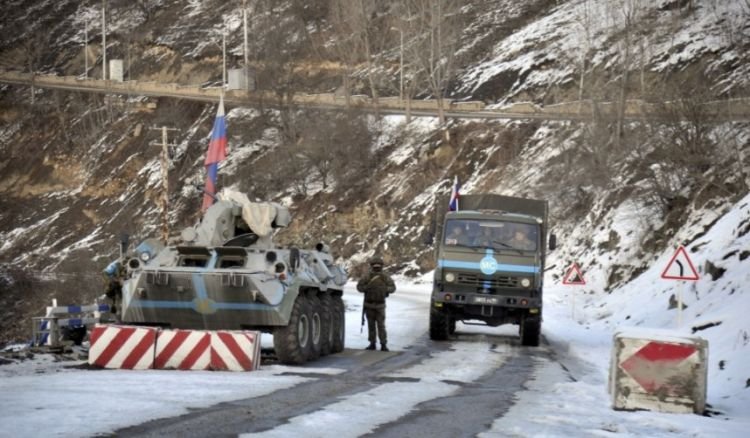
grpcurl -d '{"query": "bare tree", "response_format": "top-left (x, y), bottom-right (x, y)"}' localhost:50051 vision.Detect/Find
top-left (329, 0), bottom-right (362, 107)
top-left (260, 108), bottom-right (374, 198)
top-left (390, 3), bottom-right (424, 123)
top-left (328, 0), bottom-right (391, 109)
top-left (297, 110), bottom-right (374, 190)
top-left (14, 31), bottom-right (53, 104)
top-left (400, 0), bottom-right (462, 126)
top-left (609, 0), bottom-right (645, 149)
top-left (253, 0), bottom-right (309, 107)
top-left (573, 0), bottom-right (598, 110)
top-left (633, 74), bottom-right (746, 211)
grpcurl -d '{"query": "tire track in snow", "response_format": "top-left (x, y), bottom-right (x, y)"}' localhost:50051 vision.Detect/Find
top-left (243, 341), bottom-right (514, 438)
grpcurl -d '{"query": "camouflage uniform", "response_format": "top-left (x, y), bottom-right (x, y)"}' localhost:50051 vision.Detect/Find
top-left (357, 257), bottom-right (396, 351)
top-left (103, 260), bottom-right (124, 314)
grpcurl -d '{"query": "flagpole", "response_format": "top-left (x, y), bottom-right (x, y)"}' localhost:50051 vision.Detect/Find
top-left (455, 176), bottom-right (460, 211)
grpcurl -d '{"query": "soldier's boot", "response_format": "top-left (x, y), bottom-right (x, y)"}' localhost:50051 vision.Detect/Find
top-left (365, 342), bottom-right (376, 350)
top-left (380, 344), bottom-right (389, 352)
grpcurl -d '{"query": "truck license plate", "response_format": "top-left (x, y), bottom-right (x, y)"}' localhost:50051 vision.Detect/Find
top-left (473, 296), bottom-right (499, 305)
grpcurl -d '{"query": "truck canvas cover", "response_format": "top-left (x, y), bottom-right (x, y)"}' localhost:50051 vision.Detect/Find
top-left (456, 194), bottom-right (547, 219)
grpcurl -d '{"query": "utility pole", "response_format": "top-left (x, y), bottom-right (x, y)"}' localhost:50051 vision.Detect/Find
top-left (399, 27), bottom-right (404, 102)
top-left (102, 0), bottom-right (107, 80)
top-left (243, 0), bottom-right (249, 90)
top-left (149, 126), bottom-right (179, 242)
top-left (84, 19), bottom-right (88, 78)
top-left (222, 29), bottom-right (227, 88)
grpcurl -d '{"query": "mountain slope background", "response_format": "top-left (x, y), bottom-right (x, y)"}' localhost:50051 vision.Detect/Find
top-left (0, 0), bottom-right (748, 409)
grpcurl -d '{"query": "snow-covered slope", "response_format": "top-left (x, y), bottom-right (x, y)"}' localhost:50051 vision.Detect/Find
top-left (458, 0), bottom-right (750, 101)
top-left (0, 5), bottom-right (748, 419)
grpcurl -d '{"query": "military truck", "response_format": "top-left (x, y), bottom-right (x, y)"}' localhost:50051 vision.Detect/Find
top-left (428, 194), bottom-right (556, 346)
top-left (106, 190), bottom-right (347, 364)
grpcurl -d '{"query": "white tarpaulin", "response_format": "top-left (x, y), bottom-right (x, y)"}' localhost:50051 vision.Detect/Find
top-left (218, 189), bottom-right (276, 237)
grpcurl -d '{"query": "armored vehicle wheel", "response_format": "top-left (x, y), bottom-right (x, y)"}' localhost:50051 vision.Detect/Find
top-left (273, 296), bottom-right (312, 364)
top-left (429, 307), bottom-right (450, 341)
top-left (520, 315), bottom-right (541, 347)
top-left (330, 295), bottom-right (345, 353)
top-left (318, 294), bottom-right (334, 356)
top-left (448, 318), bottom-right (457, 335)
top-left (306, 295), bottom-right (323, 361)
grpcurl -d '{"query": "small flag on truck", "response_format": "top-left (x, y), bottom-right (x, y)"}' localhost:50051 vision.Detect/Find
top-left (449, 176), bottom-right (460, 211)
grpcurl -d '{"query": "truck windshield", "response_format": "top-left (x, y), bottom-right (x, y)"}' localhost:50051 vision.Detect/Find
top-left (443, 219), bottom-right (539, 251)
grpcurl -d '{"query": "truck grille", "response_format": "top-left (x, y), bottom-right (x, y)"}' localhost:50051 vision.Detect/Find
top-left (457, 273), bottom-right (519, 288)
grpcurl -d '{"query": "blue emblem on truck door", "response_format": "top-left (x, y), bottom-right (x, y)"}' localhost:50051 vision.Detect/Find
top-left (480, 249), bottom-right (498, 275)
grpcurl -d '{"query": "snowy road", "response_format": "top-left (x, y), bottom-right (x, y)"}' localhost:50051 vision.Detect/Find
top-left (111, 281), bottom-right (553, 437)
top-left (1, 278), bottom-right (747, 437)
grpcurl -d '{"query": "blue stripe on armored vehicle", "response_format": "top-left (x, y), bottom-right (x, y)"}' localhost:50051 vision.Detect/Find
top-left (109, 189), bottom-right (348, 365)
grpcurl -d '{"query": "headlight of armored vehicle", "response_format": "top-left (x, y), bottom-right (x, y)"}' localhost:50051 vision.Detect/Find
top-left (520, 278), bottom-right (531, 288)
top-left (140, 252), bottom-right (151, 262)
top-left (445, 272), bottom-right (456, 283)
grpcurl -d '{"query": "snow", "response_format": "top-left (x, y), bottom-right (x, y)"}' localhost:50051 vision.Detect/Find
top-left (2, 254), bottom-right (749, 437)
top-left (614, 326), bottom-right (707, 345)
top-left (459, 0), bottom-right (750, 100)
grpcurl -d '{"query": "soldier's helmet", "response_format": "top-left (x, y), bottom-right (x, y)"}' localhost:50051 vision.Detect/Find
top-left (369, 256), bottom-right (384, 266)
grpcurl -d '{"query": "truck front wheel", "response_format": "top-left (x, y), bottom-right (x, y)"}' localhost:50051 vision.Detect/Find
top-left (429, 307), bottom-right (451, 341)
top-left (520, 315), bottom-right (541, 347)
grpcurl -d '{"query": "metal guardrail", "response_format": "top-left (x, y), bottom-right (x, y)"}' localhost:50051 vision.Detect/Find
top-left (31, 301), bottom-right (111, 349)
top-left (1, 70), bottom-right (748, 122)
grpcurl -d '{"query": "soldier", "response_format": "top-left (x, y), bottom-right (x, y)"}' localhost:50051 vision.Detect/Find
top-left (508, 226), bottom-right (535, 250)
top-left (357, 256), bottom-right (396, 351)
top-left (473, 226), bottom-right (495, 247)
top-left (445, 223), bottom-right (469, 246)
top-left (103, 259), bottom-right (124, 313)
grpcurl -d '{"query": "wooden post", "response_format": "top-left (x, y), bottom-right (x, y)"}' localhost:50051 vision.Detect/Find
top-left (150, 126), bottom-right (179, 242)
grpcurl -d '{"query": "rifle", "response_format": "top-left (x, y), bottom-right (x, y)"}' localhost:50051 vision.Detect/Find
top-left (359, 274), bottom-right (381, 333)
top-left (360, 299), bottom-right (365, 333)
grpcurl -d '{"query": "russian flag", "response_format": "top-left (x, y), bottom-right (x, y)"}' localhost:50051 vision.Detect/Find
top-left (448, 176), bottom-right (460, 211)
top-left (201, 95), bottom-right (228, 212)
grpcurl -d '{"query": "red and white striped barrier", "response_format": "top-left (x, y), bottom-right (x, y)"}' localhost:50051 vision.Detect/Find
top-left (154, 330), bottom-right (211, 370)
top-left (88, 325), bottom-right (157, 370)
top-left (210, 331), bottom-right (261, 372)
top-left (609, 328), bottom-right (708, 414)
top-left (89, 325), bottom-right (261, 371)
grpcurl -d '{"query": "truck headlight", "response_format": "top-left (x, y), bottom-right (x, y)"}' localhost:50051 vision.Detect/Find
top-left (520, 278), bottom-right (531, 288)
top-left (445, 272), bottom-right (456, 283)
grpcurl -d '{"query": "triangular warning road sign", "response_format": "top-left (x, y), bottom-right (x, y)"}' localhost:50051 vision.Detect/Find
top-left (661, 246), bottom-right (700, 281)
top-left (562, 263), bottom-right (586, 285)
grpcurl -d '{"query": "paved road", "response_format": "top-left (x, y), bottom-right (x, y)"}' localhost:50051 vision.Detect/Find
top-left (113, 286), bottom-right (571, 438)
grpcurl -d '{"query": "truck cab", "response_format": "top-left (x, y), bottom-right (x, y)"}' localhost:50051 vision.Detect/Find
top-left (429, 194), bottom-right (555, 346)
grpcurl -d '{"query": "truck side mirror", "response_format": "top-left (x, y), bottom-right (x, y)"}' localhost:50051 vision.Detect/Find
top-left (549, 233), bottom-right (557, 251)
top-left (425, 218), bottom-right (436, 245)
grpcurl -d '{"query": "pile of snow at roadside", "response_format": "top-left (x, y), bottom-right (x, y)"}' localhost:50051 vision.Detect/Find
top-left (560, 193), bottom-right (749, 412)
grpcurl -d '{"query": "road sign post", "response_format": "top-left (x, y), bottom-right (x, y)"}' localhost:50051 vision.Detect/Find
top-left (660, 246), bottom-right (699, 328)
top-left (562, 262), bottom-right (586, 320)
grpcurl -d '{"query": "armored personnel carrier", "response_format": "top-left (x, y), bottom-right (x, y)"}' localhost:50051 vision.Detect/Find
top-left (107, 189), bottom-right (347, 364)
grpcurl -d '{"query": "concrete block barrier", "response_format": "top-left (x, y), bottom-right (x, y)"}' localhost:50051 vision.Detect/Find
top-left (154, 329), bottom-right (211, 370)
top-left (89, 324), bottom-right (158, 370)
top-left (609, 328), bottom-right (708, 414)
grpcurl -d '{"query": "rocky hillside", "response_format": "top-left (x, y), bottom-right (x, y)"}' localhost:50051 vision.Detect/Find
top-left (0, 0), bottom-right (748, 345)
